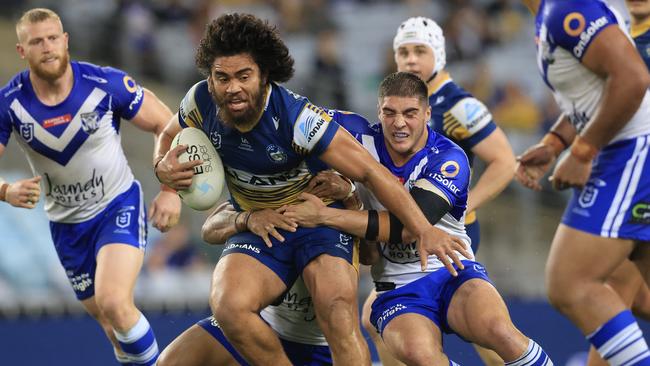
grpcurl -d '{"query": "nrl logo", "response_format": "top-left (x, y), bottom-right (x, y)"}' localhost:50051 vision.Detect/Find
top-left (20, 122), bottom-right (34, 142)
top-left (80, 111), bottom-right (101, 134)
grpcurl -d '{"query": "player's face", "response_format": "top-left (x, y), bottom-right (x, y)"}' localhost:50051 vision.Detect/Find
top-left (395, 44), bottom-right (435, 83)
top-left (379, 95), bottom-right (431, 159)
top-left (16, 18), bottom-right (70, 82)
top-left (627, 0), bottom-right (650, 20)
top-left (209, 53), bottom-right (266, 129)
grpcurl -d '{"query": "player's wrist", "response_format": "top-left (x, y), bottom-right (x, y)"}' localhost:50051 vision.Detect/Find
top-left (160, 183), bottom-right (176, 194)
top-left (541, 131), bottom-right (569, 157)
top-left (570, 135), bottom-right (599, 163)
top-left (234, 211), bottom-right (249, 232)
top-left (153, 158), bottom-right (164, 183)
top-left (0, 182), bottom-right (8, 202)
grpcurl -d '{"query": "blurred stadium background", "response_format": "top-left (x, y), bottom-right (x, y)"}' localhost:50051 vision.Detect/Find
top-left (0, 0), bottom-right (645, 365)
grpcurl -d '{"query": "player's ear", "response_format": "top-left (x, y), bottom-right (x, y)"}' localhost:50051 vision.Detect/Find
top-left (16, 43), bottom-right (25, 59)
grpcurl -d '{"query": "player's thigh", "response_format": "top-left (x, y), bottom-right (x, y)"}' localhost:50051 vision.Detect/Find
top-left (302, 254), bottom-right (358, 312)
top-left (546, 224), bottom-right (635, 287)
top-left (447, 279), bottom-right (525, 349)
top-left (158, 324), bottom-right (240, 366)
top-left (211, 253), bottom-right (287, 312)
top-left (361, 289), bottom-right (377, 333)
top-left (382, 313), bottom-right (445, 365)
top-left (94, 243), bottom-right (144, 298)
top-left (606, 259), bottom-right (644, 307)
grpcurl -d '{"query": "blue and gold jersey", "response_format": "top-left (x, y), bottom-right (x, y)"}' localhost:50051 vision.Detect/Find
top-left (427, 72), bottom-right (496, 167)
top-left (632, 19), bottom-right (650, 71)
top-left (178, 81), bottom-right (340, 211)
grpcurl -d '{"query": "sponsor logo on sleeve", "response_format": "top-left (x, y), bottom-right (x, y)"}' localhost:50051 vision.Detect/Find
top-left (128, 85), bottom-right (144, 111)
top-left (563, 12), bottom-right (586, 37)
top-left (573, 16), bottom-right (608, 58)
top-left (441, 161), bottom-right (460, 178)
top-left (293, 104), bottom-right (332, 151)
top-left (123, 75), bottom-right (138, 93)
top-left (450, 98), bottom-right (491, 133)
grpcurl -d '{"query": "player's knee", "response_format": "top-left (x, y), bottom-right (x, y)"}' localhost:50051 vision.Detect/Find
top-left (481, 319), bottom-right (524, 354)
top-left (546, 282), bottom-right (578, 313)
top-left (95, 292), bottom-right (134, 328)
top-left (317, 295), bottom-right (357, 333)
top-left (398, 344), bottom-right (439, 366)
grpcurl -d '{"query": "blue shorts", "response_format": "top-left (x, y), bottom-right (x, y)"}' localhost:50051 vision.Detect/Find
top-left (465, 220), bottom-right (480, 254)
top-left (562, 136), bottom-right (650, 241)
top-left (221, 226), bottom-right (356, 287)
top-left (49, 181), bottom-right (147, 300)
top-left (369, 260), bottom-right (491, 336)
top-left (197, 316), bottom-right (332, 366)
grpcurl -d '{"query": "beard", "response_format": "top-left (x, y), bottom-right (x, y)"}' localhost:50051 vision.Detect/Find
top-left (29, 51), bottom-right (70, 82)
top-left (211, 80), bottom-right (266, 131)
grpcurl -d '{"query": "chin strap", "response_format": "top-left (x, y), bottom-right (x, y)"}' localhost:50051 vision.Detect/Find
top-left (425, 71), bottom-right (438, 84)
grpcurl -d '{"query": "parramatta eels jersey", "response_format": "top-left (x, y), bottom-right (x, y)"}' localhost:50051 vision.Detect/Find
top-left (178, 81), bottom-right (339, 211)
top-left (631, 19), bottom-right (650, 71)
top-left (0, 61), bottom-right (144, 223)
top-left (335, 111), bottom-right (473, 288)
top-left (427, 72), bottom-right (496, 225)
top-left (261, 276), bottom-right (326, 346)
top-left (536, 0), bottom-right (650, 142)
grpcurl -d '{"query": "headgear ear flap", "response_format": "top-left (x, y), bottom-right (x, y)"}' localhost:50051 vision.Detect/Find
top-left (393, 17), bottom-right (446, 76)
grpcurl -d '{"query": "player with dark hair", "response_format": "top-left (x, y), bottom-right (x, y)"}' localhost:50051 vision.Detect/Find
top-left (282, 71), bottom-right (552, 366)
top-left (0, 8), bottom-right (181, 366)
top-left (517, 0), bottom-right (650, 364)
top-left (154, 13), bottom-right (469, 365)
top-left (361, 16), bottom-right (516, 366)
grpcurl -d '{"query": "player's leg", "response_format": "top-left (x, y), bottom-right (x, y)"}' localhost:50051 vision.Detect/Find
top-left (157, 317), bottom-right (243, 366)
top-left (446, 277), bottom-right (550, 364)
top-left (361, 289), bottom-right (405, 366)
top-left (210, 252), bottom-right (291, 365)
top-left (473, 345), bottom-right (503, 366)
top-left (586, 260), bottom-right (647, 366)
top-left (381, 313), bottom-right (448, 366)
top-left (302, 254), bottom-right (370, 365)
top-left (81, 296), bottom-right (131, 364)
top-left (546, 225), bottom-right (650, 365)
top-left (94, 243), bottom-right (158, 365)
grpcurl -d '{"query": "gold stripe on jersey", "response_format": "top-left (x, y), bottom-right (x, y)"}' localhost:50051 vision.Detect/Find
top-left (632, 18), bottom-right (650, 38)
top-left (465, 209), bottom-right (477, 224)
top-left (427, 71), bottom-right (452, 96)
top-left (352, 238), bottom-right (360, 273)
top-left (185, 109), bottom-right (203, 129)
top-left (442, 112), bottom-right (470, 140)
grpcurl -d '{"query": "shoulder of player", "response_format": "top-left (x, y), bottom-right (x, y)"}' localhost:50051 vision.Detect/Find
top-left (543, 0), bottom-right (616, 39)
top-left (0, 71), bottom-right (27, 103)
top-left (331, 110), bottom-right (375, 136)
top-left (427, 133), bottom-right (469, 167)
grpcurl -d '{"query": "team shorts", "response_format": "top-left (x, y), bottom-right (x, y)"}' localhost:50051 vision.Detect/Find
top-left (221, 225), bottom-right (356, 287)
top-left (197, 316), bottom-right (332, 365)
top-left (369, 260), bottom-right (491, 336)
top-left (49, 181), bottom-right (147, 300)
top-left (562, 135), bottom-right (650, 241)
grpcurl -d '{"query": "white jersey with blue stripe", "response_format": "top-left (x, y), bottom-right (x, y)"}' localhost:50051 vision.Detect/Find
top-left (178, 81), bottom-right (340, 211)
top-left (0, 61), bottom-right (144, 223)
top-left (536, 0), bottom-right (650, 142)
top-left (337, 112), bottom-right (474, 288)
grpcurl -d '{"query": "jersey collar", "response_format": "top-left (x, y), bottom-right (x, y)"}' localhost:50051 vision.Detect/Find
top-left (427, 71), bottom-right (452, 96)
top-left (631, 18), bottom-right (650, 39)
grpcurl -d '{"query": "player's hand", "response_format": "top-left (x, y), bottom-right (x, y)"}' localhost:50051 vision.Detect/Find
top-left (280, 192), bottom-right (326, 228)
top-left (305, 170), bottom-right (352, 201)
top-left (416, 225), bottom-right (471, 276)
top-left (247, 209), bottom-right (298, 247)
top-left (155, 145), bottom-right (202, 190)
top-left (149, 189), bottom-right (181, 232)
top-left (5, 176), bottom-right (41, 209)
top-left (549, 152), bottom-right (592, 190)
top-left (515, 143), bottom-right (557, 191)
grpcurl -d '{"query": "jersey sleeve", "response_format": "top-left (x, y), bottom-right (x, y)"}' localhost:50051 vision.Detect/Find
top-left (444, 96), bottom-right (496, 149)
top-left (0, 98), bottom-right (12, 146)
top-left (178, 81), bottom-right (210, 131)
top-left (420, 148), bottom-right (470, 208)
top-left (330, 110), bottom-right (376, 144)
top-left (291, 102), bottom-right (340, 156)
top-left (545, 0), bottom-right (618, 60)
top-left (102, 66), bottom-right (144, 120)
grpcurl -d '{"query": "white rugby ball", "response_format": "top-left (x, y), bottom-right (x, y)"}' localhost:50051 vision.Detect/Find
top-left (171, 127), bottom-right (225, 210)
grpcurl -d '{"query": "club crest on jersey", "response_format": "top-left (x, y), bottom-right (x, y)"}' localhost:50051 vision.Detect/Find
top-left (81, 111), bottom-right (101, 134)
top-left (266, 144), bottom-right (287, 164)
top-left (116, 211), bottom-right (131, 228)
top-left (210, 131), bottom-right (221, 149)
top-left (578, 178), bottom-right (606, 208)
top-left (20, 122), bottom-right (34, 142)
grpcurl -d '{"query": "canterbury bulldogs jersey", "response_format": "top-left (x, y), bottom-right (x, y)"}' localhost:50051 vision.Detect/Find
top-left (632, 20), bottom-right (650, 71)
top-left (0, 61), bottom-right (144, 223)
top-left (178, 81), bottom-right (339, 211)
top-left (536, 0), bottom-right (650, 142)
top-left (260, 277), bottom-right (326, 346)
top-left (336, 112), bottom-right (473, 288)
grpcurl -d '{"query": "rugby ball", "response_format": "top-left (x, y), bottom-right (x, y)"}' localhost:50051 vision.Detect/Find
top-left (171, 127), bottom-right (225, 210)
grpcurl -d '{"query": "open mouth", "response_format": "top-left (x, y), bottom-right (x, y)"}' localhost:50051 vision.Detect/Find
top-left (393, 131), bottom-right (410, 141)
top-left (227, 99), bottom-right (248, 112)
